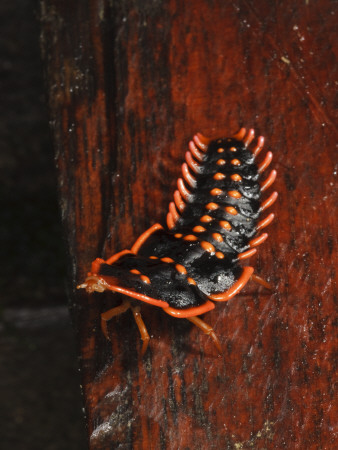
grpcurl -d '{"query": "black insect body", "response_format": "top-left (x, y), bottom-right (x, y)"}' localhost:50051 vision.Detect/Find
top-left (78, 128), bottom-right (277, 354)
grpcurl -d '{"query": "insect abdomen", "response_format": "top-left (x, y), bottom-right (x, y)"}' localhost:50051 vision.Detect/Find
top-left (169, 136), bottom-right (262, 257)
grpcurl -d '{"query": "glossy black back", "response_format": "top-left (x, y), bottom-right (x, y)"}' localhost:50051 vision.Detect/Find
top-left (98, 137), bottom-right (262, 309)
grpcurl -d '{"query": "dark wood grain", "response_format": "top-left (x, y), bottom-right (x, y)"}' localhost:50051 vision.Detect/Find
top-left (40, 0), bottom-right (337, 448)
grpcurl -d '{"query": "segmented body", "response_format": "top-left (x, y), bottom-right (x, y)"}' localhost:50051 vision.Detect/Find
top-left (78, 128), bottom-right (277, 353)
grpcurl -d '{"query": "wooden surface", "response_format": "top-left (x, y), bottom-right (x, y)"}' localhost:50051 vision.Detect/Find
top-left (40, 0), bottom-right (337, 448)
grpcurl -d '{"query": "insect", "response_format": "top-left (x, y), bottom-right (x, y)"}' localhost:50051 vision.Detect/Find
top-left (77, 128), bottom-right (277, 355)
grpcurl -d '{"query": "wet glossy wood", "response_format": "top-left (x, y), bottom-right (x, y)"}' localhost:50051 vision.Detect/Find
top-left (40, 0), bottom-right (337, 448)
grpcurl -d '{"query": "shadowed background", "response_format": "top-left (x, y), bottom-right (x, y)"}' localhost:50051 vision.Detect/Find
top-left (0, 0), bottom-right (86, 448)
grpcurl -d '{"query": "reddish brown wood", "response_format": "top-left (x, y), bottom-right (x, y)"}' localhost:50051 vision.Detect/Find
top-left (40, 0), bottom-right (337, 448)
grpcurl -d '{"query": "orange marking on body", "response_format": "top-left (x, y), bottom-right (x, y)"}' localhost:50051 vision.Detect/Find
top-left (215, 252), bottom-right (224, 259)
top-left (225, 206), bottom-right (238, 215)
top-left (187, 277), bottom-right (196, 285)
top-left (201, 241), bottom-right (215, 253)
top-left (261, 169), bottom-right (277, 192)
top-left (228, 190), bottom-right (242, 198)
top-left (210, 188), bottom-right (223, 196)
top-left (206, 202), bottom-right (219, 210)
top-left (130, 223), bottom-right (164, 254)
top-left (258, 151), bottom-right (273, 173)
top-left (186, 151), bottom-right (200, 173)
top-left (175, 264), bottom-right (187, 274)
top-left (214, 172), bottom-right (226, 180)
top-left (182, 163), bottom-right (196, 187)
top-left (249, 233), bottom-right (268, 247)
top-left (237, 248), bottom-right (257, 260)
top-left (95, 276), bottom-right (169, 307)
top-left (150, 256), bottom-right (158, 259)
top-left (257, 213), bottom-right (275, 230)
top-left (231, 173), bottom-right (242, 181)
top-left (217, 148), bottom-right (225, 153)
top-left (174, 190), bottom-right (185, 212)
top-left (243, 128), bottom-right (255, 146)
top-left (161, 257), bottom-right (174, 263)
top-left (230, 146), bottom-right (237, 152)
top-left (104, 250), bottom-right (133, 266)
top-left (175, 233), bottom-right (183, 238)
top-left (194, 133), bottom-right (210, 151)
top-left (231, 158), bottom-right (241, 166)
top-left (217, 159), bottom-right (226, 166)
top-left (188, 140), bottom-right (204, 161)
top-left (200, 215), bottom-right (213, 223)
top-left (193, 226), bottom-right (206, 233)
top-left (177, 178), bottom-right (191, 200)
top-left (252, 135), bottom-right (265, 157)
top-left (130, 269), bottom-right (141, 275)
top-left (212, 232), bottom-right (224, 242)
top-left (261, 191), bottom-right (278, 211)
top-left (164, 300), bottom-right (215, 318)
top-left (219, 220), bottom-right (231, 230)
top-left (232, 128), bottom-right (246, 140)
top-left (184, 234), bottom-right (198, 241)
top-left (140, 275), bottom-right (151, 284)
top-left (167, 212), bottom-right (175, 229)
top-left (169, 202), bottom-right (180, 222)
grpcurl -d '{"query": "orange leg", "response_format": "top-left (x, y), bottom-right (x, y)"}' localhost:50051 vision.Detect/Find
top-left (187, 316), bottom-right (222, 354)
top-left (131, 305), bottom-right (150, 356)
top-left (251, 273), bottom-right (273, 290)
top-left (101, 300), bottom-right (131, 340)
